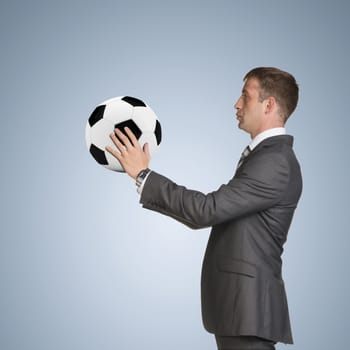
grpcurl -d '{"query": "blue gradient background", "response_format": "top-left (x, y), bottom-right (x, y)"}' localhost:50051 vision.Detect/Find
top-left (1, 1), bottom-right (349, 349)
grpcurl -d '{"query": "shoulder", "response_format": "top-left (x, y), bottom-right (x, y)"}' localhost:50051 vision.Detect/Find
top-left (247, 145), bottom-right (291, 171)
top-left (249, 135), bottom-right (296, 169)
top-left (238, 146), bottom-right (292, 187)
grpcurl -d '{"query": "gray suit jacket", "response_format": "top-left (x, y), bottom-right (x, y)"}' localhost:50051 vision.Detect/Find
top-left (140, 135), bottom-right (302, 344)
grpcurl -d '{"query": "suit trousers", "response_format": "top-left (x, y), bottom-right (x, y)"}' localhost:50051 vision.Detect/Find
top-left (215, 335), bottom-right (276, 350)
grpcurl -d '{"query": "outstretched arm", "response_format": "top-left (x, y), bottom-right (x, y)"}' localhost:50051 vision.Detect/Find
top-left (139, 158), bottom-right (289, 230)
top-left (106, 128), bottom-right (290, 230)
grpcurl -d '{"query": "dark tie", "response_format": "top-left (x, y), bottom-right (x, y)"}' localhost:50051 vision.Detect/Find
top-left (236, 145), bottom-right (251, 169)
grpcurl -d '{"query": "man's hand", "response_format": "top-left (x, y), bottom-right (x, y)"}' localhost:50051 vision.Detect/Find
top-left (105, 127), bottom-right (150, 179)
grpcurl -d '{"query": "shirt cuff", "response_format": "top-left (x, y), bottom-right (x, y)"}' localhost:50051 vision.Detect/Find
top-left (137, 170), bottom-right (152, 194)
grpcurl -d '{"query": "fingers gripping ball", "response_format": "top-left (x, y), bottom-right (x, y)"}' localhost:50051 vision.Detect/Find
top-left (85, 96), bottom-right (162, 172)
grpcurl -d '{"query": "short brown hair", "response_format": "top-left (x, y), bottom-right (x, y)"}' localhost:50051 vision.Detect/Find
top-left (244, 67), bottom-right (299, 122)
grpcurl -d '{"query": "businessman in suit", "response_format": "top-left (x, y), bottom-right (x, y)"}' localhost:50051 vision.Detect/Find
top-left (106, 67), bottom-right (302, 350)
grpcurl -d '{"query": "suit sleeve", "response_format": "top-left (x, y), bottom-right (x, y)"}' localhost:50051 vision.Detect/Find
top-left (140, 152), bottom-right (290, 229)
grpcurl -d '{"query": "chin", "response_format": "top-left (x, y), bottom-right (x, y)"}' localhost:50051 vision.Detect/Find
top-left (238, 123), bottom-right (250, 134)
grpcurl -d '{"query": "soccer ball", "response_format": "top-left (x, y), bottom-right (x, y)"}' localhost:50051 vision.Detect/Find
top-left (85, 96), bottom-right (162, 172)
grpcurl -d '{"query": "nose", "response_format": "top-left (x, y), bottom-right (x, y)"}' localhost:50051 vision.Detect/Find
top-left (234, 97), bottom-right (241, 110)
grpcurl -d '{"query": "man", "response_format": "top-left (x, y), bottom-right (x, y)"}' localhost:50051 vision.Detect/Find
top-left (106, 67), bottom-right (302, 350)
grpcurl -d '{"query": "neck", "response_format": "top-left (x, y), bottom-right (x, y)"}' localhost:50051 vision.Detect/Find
top-left (250, 125), bottom-right (285, 139)
top-left (250, 121), bottom-right (285, 139)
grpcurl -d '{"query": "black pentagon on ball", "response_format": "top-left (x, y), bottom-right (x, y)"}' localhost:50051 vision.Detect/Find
top-left (89, 143), bottom-right (108, 165)
top-left (88, 105), bottom-right (106, 127)
top-left (121, 96), bottom-right (146, 107)
top-left (115, 119), bottom-right (142, 144)
top-left (155, 120), bottom-right (162, 145)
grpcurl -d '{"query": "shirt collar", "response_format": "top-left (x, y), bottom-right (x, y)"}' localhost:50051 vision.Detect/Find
top-left (249, 127), bottom-right (286, 151)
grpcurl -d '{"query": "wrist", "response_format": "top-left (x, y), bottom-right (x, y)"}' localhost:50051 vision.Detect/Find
top-left (136, 168), bottom-right (151, 188)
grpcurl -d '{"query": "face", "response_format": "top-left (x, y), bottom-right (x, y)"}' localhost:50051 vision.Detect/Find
top-left (234, 78), bottom-right (265, 138)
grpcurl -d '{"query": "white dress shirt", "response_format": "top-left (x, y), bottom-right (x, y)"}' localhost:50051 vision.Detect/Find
top-left (249, 127), bottom-right (286, 151)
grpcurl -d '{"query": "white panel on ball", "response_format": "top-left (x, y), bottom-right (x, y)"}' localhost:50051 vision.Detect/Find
top-left (138, 132), bottom-right (158, 155)
top-left (102, 98), bottom-right (134, 124)
top-left (105, 148), bottom-right (123, 172)
top-left (132, 106), bottom-right (157, 132)
top-left (89, 118), bottom-right (115, 150)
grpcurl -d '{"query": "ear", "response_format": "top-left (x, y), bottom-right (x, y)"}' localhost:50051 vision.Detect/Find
top-left (264, 96), bottom-right (276, 114)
